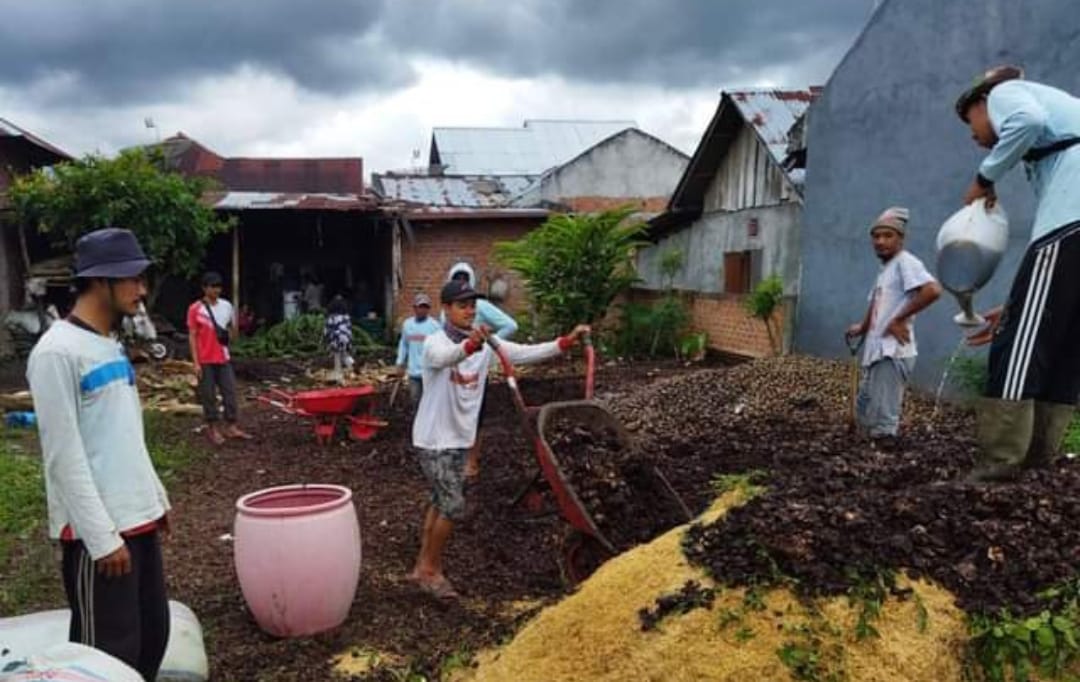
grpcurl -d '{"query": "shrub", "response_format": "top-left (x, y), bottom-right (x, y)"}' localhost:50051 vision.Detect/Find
top-left (495, 207), bottom-right (647, 334)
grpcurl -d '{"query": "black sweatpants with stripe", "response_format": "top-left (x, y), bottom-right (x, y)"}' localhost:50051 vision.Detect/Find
top-left (61, 532), bottom-right (170, 681)
top-left (987, 222), bottom-right (1080, 404)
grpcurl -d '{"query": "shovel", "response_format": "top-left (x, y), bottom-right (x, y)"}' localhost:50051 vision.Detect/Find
top-left (844, 332), bottom-right (864, 430)
top-left (388, 373), bottom-right (406, 408)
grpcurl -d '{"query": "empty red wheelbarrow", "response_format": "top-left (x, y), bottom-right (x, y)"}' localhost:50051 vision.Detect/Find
top-left (257, 386), bottom-right (388, 445)
top-left (489, 336), bottom-right (690, 584)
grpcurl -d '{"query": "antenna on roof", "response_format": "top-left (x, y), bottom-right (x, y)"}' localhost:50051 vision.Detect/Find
top-left (144, 117), bottom-right (160, 144)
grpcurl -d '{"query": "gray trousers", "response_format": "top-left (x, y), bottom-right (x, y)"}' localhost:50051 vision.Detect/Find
top-left (199, 362), bottom-right (238, 423)
top-left (856, 357), bottom-right (915, 437)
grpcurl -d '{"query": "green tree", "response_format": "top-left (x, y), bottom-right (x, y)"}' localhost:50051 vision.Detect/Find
top-left (9, 148), bottom-right (233, 305)
top-left (744, 274), bottom-right (785, 356)
top-left (494, 206), bottom-right (648, 333)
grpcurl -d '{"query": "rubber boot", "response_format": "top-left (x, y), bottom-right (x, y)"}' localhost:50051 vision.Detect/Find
top-left (1023, 401), bottom-right (1076, 469)
top-left (964, 398), bottom-right (1034, 483)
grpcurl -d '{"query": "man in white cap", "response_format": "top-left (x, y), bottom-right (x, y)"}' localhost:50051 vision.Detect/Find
top-left (846, 208), bottom-right (942, 446)
top-left (396, 292), bottom-right (441, 406)
top-left (957, 66), bottom-right (1080, 481)
top-left (27, 227), bottom-right (171, 680)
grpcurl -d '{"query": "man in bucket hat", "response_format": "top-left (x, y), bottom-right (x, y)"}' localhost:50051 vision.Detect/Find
top-left (956, 66), bottom-right (1080, 481)
top-left (845, 208), bottom-right (941, 448)
top-left (27, 228), bottom-right (171, 680)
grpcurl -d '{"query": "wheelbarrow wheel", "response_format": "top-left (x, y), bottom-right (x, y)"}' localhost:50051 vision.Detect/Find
top-left (558, 529), bottom-right (610, 586)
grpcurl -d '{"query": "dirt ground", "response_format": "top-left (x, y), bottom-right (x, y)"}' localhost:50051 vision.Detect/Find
top-left (150, 357), bottom-right (725, 681)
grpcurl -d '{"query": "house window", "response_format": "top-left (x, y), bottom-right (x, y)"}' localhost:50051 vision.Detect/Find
top-left (723, 249), bottom-right (764, 294)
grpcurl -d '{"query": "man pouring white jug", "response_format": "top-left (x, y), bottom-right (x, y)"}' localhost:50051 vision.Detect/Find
top-left (956, 65), bottom-right (1080, 482)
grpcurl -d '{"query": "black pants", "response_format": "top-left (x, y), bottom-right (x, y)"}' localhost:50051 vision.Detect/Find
top-left (199, 362), bottom-right (238, 423)
top-left (987, 222), bottom-right (1080, 404)
top-left (61, 532), bottom-right (170, 681)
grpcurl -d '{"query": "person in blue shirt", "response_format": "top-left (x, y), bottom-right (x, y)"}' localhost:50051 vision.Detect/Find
top-left (441, 262), bottom-right (518, 479)
top-left (958, 65), bottom-right (1080, 482)
top-left (396, 293), bottom-right (441, 406)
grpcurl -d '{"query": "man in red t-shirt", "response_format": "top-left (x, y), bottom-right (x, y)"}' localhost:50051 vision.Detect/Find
top-left (187, 272), bottom-right (252, 445)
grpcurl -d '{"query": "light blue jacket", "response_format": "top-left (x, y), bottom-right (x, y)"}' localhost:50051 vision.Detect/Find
top-left (396, 316), bottom-right (441, 378)
top-left (980, 80), bottom-right (1080, 241)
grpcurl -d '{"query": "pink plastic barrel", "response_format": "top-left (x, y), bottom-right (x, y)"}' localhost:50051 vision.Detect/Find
top-left (234, 484), bottom-right (361, 637)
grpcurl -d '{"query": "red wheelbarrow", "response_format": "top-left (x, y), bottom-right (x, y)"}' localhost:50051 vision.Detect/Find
top-left (489, 336), bottom-right (690, 584)
top-left (257, 386), bottom-right (388, 445)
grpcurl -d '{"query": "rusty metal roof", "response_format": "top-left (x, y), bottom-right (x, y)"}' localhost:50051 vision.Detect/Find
top-left (206, 191), bottom-right (379, 212)
top-left (729, 89), bottom-right (821, 164)
top-left (650, 87), bottom-right (821, 238)
top-left (156, 133), bottom-right (364, 194)
top-left (430, 119), bottom-right (636, 175)
top-left (402, 206), bottom-right (549, 221)
top-left (0, 116), bottom-right (72, 162)
top-left (373, 174), bottom-right (535, 208)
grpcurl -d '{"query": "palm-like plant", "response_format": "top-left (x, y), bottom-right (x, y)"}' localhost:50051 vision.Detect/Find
top-left (495, 206), bottom-right (648, 333)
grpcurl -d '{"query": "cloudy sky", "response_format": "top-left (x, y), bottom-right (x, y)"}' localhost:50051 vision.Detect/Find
top-left (0, 0), bottom-right (876, 175)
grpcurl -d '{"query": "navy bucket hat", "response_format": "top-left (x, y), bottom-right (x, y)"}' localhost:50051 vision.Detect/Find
top-left (73, 228), bottom-right (152, 279)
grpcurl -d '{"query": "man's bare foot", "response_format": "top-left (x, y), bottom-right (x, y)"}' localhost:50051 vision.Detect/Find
top-left (207, 427), bottom-right (226, 446)
top-left (224, 425), bottom-right (253, 440)
top-left (416, 575), bottom-right (459, 600)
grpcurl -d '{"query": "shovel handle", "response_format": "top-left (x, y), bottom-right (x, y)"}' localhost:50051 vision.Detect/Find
top-left (583, 334), bottom-right (595, 401)
top-left (844, 332), bottom-right (864, 355)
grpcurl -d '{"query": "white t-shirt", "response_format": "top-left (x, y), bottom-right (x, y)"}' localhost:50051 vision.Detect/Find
top-left (206, 298), bottom-right (234, 328)
top-left (861, 250), bottom-right (935, 367)
top-left (412, 330), bottom-right (564, 451)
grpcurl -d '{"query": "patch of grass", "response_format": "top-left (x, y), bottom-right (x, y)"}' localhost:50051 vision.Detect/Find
top-left (0, 427), bottom-right (57, 615)
top-left (143, 411), bottom-right (204, 483)
top-left (776, 608), bottom-right (848, 682)
top-left (966, 579), bottom-right (1080, 682)
top-left (711, 470), bottom-right (768, 498)
top-left (1063, 415), bottom-right (1080, 455)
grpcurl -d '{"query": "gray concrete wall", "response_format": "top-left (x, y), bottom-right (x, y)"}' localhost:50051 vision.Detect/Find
top-left (532, 129), bottom-right (687, 205)
top-left (795, 0), bottom-right (1080, 390)
top-left (637, 202), bottom-right (801, 295)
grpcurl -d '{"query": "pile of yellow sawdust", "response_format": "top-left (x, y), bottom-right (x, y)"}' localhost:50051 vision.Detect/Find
top-left (458, 491), bottom-right (972, 682)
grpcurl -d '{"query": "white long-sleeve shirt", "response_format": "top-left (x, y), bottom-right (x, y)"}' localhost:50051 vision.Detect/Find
top-left (980, 80), bottom-right (1080, 241)
top-left (412, 329), bottom-right (566, 451)
top-left (27, 320), bottom-right (170, 560)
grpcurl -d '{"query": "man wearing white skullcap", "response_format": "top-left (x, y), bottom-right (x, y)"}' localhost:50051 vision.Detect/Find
top-left (846, 207), bottom-right (942, 447)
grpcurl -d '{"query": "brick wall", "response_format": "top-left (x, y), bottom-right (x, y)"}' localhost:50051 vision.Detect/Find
top-left (395, 217), bottom-right (542, 327)
top-left (563, 196), bottom-right (670, 213)
top-left (630, 289), bottom-right (787, 359)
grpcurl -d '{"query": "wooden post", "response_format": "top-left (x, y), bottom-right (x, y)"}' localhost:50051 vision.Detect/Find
top-left (231, 223), bottom-right (240, 334)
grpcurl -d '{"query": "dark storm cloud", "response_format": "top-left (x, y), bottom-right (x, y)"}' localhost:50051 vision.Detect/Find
top-left (0, 0), bottom-right (872, 106)
top-left (382, 0), bottom-right (875, 87)
top-left (0, 0), bottom-right (411, 104)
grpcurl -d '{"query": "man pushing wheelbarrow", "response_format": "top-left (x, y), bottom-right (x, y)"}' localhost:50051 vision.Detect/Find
top-left (407, 278), bottom-right (590, 600)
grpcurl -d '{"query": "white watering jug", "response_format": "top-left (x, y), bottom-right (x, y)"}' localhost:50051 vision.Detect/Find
top-left (935, 198), bottom-right (1009, 327)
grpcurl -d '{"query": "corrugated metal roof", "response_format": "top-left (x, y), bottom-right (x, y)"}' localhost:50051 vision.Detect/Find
top-left (155, 133), bottom-right (364, 193)
top-left (207, 191), bottom-right (379, 212)
top-left (0, 116), bottom-right (72, 161)
top-left (375, 174), bottom-right (535, 208)
top-left (728, 89), bottom-right (819, 163)
top-left (403, 206), bottom-right (549, 221)
top-left (431, 119), bottom-right (636, 175)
